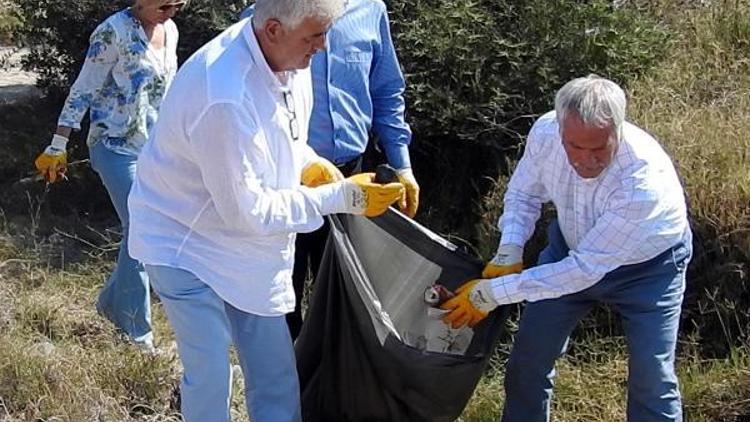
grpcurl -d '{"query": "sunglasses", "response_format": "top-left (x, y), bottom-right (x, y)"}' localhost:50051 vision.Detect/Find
top-left (158, 2), bottom-right (185, 12)
top-left (282, 91), bottom-right (300, 141)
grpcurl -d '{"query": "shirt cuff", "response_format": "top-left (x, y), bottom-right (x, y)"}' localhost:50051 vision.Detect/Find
top-left (383, 142), bottom-right (411, 170)
top-left (489, 273), bottom-right (525, 305)
top-left (57, 118), bottom-right (82, 131)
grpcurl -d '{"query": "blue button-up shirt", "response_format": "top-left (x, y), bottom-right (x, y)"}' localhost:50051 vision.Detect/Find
top-left (241, 0), bottom-right (412, 168)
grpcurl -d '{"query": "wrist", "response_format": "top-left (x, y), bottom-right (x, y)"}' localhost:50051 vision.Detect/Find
top-left (396, 167), bottom-right (416, 184)
top-left (491, 243), bottom-right (523, 266)
top-left (50, 134), bottom-right (68, 151)
top-left (469, 279), bottom-right (499, 313)
top-left (310, 181), bottom-right (363, 216)
top-left (339, 180), bottom-right (365, 215)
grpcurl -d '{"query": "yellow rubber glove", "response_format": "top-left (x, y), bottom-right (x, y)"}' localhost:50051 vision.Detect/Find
top-left (440, 279), bottom-right (498, 329)
top-left (482, 244), bottom-right (523, 278)
top-left (396, 168), bottom-right (420, 218)
top-left (301, 158), bottom-right (344, 187)
top-left (344, 172), bottom-right (405, 217)
top-left (34, 134), bottom-right (69, 183)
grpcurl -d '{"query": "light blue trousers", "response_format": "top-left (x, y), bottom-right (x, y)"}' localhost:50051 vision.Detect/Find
top-left (146, 265), bottom-right (301, 422)
top-left (502, 221), bottom-right (692, 422)
top-left (89, 142), bottom-right (152, 346)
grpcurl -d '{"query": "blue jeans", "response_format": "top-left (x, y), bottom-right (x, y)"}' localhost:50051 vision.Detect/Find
top-left (89, 142), bottom-right (152, 346)
top-left (502, 221), bottom-right (692, 422)
top-left (146, 265), bottom-right (301, 422)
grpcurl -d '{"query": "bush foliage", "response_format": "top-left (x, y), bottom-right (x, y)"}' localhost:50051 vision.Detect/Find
top-left (387, 0), bottom-right (671, 238)
top-left (10, 0), bottom-right (670, 239)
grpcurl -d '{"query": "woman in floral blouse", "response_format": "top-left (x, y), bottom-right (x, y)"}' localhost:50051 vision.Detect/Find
top-left (34, 0), bottom-right (186, 351)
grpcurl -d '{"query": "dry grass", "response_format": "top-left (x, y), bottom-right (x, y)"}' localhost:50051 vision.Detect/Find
top-left (470, 1), bottom-right (750, 420)
top-left (0, 218), bottom-right (253, 421)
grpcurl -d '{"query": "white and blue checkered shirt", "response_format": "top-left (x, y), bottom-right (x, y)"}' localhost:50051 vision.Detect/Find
top-left (491, 111), bottom-right (689, 305)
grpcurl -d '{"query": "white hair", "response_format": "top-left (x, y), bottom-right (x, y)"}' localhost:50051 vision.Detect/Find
top-left (253, 0), bottom-right (347, 29)
top-left (555, 75), bottom-right (627, 140)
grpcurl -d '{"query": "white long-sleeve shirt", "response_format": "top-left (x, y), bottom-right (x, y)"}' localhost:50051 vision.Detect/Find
top-left (128, 20), bottom-right (348, 315)
top-left (491, 111), bottom-right (689, 305)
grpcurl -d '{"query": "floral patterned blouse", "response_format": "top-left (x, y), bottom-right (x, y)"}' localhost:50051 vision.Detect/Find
top-left (57, 8), bottom-right (178, 156)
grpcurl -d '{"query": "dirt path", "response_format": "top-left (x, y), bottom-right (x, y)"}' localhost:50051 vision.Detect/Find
top-left (0, 46), bottom-right (41, 104)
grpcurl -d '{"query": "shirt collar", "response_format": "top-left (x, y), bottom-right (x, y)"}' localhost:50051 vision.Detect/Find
top-left (125, 8), bottom-right (151, 48)
top-left (243, 20), bottom-right (296, 93)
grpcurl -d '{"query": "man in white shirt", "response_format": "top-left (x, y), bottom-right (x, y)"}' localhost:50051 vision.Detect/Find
top-left (127, 1), bottom-right (404, 420)
top-left (441, 75), bottom-right (691, 421)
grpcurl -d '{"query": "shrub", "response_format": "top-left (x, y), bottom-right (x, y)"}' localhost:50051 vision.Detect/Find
top-left (0, 0), bottom-right (21, 44)
top-left (387, 0), bottom-right (671, 241)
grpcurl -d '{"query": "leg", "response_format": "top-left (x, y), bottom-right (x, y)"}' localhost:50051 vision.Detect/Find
top-left (502, 296), bottom-right (593, 422)
top-left (146, 265), bottom-right (233, 422)
top-left (503, 220), bottom-right (593, 422)
top-left (225, 303), bottom-right (301, 422)
top-left (608, 239), bottom-right (691, 421)
top-left (89, 142), bottom-right (151, 345)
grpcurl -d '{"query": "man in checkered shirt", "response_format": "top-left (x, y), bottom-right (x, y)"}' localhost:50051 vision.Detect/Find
top-left (442, 75), bottom-right (692, 421)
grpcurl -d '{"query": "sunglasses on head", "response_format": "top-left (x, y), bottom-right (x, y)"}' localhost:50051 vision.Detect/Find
top-left (158, 2), bottom-right (185, 12)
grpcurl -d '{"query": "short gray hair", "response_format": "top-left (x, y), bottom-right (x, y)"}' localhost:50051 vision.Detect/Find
top-left (253, 0), bottom-right (347, 29)
top-left (555, 75), bottom-right (627, 140)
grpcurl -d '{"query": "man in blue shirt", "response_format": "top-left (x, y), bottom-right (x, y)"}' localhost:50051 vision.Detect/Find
top-left (242, 0), bottom-right (419, 340)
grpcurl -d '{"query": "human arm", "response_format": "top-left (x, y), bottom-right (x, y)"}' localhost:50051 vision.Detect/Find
top-left (35, 22), bottom-right (118, 182)
top-left (482, 120), bottom-right (551, 276)
top-left (445, 167), bottom-right (675, 327)
top-left (368, 7), bottom-right (419, 217)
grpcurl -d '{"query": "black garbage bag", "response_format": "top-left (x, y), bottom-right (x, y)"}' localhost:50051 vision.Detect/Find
top-left (295, 210), bottom-right (510, 422)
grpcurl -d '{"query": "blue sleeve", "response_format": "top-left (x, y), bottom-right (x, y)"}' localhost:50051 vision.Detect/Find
top-left (240, 5), bottom-right (254, 20)
top-left (369, 7), bottom-right (412, 169)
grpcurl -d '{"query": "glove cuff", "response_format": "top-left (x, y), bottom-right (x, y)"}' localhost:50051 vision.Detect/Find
top-left (490, 243), bottom-right (523, 266)
top-left (396, 167), bottom-right (416, 183)
top-left (50, 134), bottom-right (68, 151)
top-left (469, 280), bottom-right (499, 313)
top-left (340, 180), bottom-right (366, 215)
top-left (312, 181), bottom-right (365, 215)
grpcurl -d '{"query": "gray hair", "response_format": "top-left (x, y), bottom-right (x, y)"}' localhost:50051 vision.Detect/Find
top-left (253, 0), bottom-right (347, 29)
top-left (554, 75), bottom-right (627, 140)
